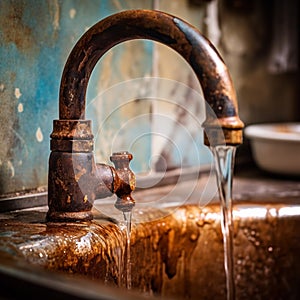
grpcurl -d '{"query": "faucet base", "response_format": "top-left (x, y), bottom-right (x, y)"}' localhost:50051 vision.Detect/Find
top-left (46, 211), bottom-right (93, 222)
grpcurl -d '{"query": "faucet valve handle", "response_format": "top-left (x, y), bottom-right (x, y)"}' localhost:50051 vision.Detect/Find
top-left (110, 151), bottom-right (136, 213)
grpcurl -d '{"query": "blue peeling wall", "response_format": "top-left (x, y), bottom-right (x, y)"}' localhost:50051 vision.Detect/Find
top-left (0, 0), bottom-right (154, 195)
top-left (0, 0), bottom-right (216, 196)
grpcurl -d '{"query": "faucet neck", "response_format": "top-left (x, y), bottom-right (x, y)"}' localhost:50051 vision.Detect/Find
top-left (59, 9), bottom-right (243, 145)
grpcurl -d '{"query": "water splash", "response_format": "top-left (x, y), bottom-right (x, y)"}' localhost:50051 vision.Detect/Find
top-left (211, 145), bottom-right (236, 300)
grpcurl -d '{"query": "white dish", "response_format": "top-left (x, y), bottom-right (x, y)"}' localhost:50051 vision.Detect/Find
top-left (244, 123), bottom-right (300, 176)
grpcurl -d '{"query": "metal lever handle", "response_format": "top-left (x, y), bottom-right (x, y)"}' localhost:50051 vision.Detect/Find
top-left (110, 151), bottom-right (136, 212)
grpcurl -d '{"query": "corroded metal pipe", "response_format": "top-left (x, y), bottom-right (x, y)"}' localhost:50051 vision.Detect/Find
top-left (47, 9), bottom-right (244, 222)
top-left (59, 9), bottom-right (244, 144)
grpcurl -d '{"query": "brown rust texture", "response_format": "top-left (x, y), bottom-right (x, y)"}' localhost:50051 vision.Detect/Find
top-left (0, 1), bottom-right (33, 52)
top-left (48, 152), bottom-right (97, 216)
top-left (0, 210), bottom-right (126, 285)
top-left (47, 150), bottom-right (136, 221)
top-left (110, 152), bottom-right (136, 212)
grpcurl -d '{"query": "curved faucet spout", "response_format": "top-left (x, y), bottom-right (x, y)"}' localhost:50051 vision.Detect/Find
top-left (59, 9), bottom-right (244, 145)
top-left (48, 9), bottom-right (244, 222)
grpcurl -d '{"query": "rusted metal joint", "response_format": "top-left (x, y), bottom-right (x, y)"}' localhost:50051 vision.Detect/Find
top-left (110, 152), bottom-right (136, 213)
top-left (47, 120), bottom-right (135, 222)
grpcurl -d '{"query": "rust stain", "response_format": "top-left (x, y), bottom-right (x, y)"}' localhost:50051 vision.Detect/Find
top-left (0, 2), bottom-right (34, 52)
top-left (74, 166), bottom-right (87, 182)
top-left (54, 177), bottom-right (67, 192)
top-left (1, 201), bottom-right (300, 298)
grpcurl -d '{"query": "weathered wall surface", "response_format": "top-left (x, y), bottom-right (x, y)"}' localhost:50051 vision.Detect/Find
top-left (0, 0), bottom-right (298, 196)
top-left (0, 0), bottom-right (154, 195)
top-left (218, 0), bottom-right (299, 124)
top-left (153, 0), bottom-right (299, 168)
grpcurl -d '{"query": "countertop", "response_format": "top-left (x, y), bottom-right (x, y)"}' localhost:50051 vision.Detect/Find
top-left (132, 165), bottom-right (300, 210)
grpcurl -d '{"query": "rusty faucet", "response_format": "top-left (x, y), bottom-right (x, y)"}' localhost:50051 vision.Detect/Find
top-left (46, 10), bottom-right (244, 222)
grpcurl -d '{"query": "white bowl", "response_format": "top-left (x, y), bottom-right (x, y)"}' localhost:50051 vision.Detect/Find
top-left (244, 123), bottom-right (300, 176)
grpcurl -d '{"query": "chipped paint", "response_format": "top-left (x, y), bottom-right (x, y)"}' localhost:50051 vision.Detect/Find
top-left (112, 0), bottom-right (123, 10)
top-left (49, 0), bottom-right (60, 31)
top-left (83, 195), bottom-right (88, 203)
top-left (35, 127), bottom-right (43, 142)
top-left (7, 160), bottom-right (15, 178)
top-left (69, 8), bottom-right (76, 19)
top-left (14, 88), bottom-right (22, 99)
top-left (17, 103), bottom-right (23, 113)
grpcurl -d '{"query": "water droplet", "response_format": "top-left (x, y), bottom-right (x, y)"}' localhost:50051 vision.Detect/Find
top-left (188, 213), bottom-right (194, 219)
top-left (190, 233), bottom-right (198, 241)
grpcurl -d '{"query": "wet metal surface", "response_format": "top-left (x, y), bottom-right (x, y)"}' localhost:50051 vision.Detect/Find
top-left (0, 197), bottom-right (299, 299)
top-left (0, 209), bottom-right (126, 283)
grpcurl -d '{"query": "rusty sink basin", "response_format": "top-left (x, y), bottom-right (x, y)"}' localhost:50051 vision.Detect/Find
top-left (0, 192), bottom-right (299, 300)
